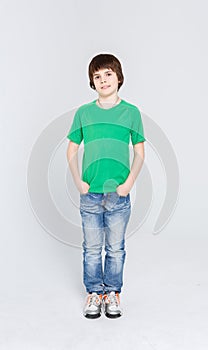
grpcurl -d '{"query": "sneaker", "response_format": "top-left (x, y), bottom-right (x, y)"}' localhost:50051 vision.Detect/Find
top-left (83, 292), bottom-right (103, 319)
top-left (103, 291), bottom-right (122, 318)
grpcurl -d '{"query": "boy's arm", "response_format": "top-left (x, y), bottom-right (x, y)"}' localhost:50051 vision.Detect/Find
top-left (116, 142), bottom-right (145, 196)
top-left (67, 141), bottom-right (90, 194)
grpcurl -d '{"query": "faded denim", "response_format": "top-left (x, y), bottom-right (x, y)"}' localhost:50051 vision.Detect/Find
top-left (80, 192), bottom-right (131, 294)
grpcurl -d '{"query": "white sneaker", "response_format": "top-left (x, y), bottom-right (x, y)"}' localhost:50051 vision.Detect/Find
top-left (103, 291), bottom-right (123, 318)
top-left (83, 292), bottom-right (103, 319)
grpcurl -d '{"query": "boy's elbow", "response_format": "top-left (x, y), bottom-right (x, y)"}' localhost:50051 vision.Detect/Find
top-left (67, 140), bottom-right (79, 161)
top-left (133, 142), bottom-right (145, 161)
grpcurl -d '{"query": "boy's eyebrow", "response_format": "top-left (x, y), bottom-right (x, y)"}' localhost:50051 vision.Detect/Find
top-left (93, 70), bottom-right (112, 76)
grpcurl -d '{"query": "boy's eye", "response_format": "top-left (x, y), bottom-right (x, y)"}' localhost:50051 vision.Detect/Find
top-left (94, 72), bottom-right (112, 80)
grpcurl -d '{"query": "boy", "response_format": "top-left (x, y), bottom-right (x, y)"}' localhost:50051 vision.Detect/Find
top-left (67, 53), bottom-right (145, 319)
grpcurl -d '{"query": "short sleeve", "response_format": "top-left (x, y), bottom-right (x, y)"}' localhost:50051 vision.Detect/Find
top-left (67, 109), bottom-right (83, 144)
top-left (130, 107), bottom-right (146, 145)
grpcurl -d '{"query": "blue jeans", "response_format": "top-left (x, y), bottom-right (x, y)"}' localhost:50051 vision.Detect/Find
top-left (79, 192), bottom-right (131, 294)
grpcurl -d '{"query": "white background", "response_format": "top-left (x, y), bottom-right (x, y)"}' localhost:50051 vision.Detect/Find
top-left (1, 1), bottom-right (208, 349)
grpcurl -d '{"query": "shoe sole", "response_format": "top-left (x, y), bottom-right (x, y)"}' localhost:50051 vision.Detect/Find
top-left (84, 312), bottom-right (101, 319)
top-left (104, 312), bottom-right (122, 319)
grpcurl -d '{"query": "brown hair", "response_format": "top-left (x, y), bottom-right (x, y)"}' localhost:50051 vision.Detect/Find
top-left (88, 53), bottom-right (124, 91)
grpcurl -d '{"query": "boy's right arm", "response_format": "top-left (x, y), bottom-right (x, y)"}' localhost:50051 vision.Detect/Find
top-left (67, 141), bottom-right (90, 194)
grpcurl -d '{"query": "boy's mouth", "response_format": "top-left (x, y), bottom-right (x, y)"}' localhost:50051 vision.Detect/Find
top-left (101, 85), bottom-right (110, 89)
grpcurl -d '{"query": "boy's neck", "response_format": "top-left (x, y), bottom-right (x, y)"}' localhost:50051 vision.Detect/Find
top-left (96, 94), bottom-right (121, 109)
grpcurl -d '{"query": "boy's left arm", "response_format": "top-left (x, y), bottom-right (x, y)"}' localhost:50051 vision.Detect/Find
top-left (116, 142), bottom-right (145, 197)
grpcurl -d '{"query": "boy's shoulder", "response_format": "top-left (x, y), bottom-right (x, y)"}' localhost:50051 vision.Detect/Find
top-left (75, 100), bottom-right (96, 113)
top-left (122, 99), bottom-right (141, 112)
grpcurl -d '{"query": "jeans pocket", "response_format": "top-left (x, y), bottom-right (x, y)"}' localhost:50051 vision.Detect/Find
top-left (116, 191), bottom-right (130, 199)
top-left (118, 193), bottom-right (131, 207)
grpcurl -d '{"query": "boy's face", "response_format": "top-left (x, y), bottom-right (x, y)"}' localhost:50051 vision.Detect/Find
top-left (92, 68), bottom-right (120, 97)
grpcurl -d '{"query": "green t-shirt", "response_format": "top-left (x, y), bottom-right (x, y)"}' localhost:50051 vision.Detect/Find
top-left (67, 99), bottom-right (146, 193)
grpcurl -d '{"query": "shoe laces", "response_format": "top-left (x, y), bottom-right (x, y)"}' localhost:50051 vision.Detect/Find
top-left (105, 291), bottom-right (119, 306)
top-left (87, 293), bottom-right (102, 306)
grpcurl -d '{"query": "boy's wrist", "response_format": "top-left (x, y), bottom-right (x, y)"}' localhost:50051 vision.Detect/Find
top-left (74, 178), bottom-right (83, 193)
top-left (124, 173), bottom-right (134, 191)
